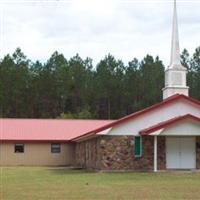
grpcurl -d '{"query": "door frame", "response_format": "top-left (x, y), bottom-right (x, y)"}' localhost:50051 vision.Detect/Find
top-left (166, 136), bottom-right (196, 170)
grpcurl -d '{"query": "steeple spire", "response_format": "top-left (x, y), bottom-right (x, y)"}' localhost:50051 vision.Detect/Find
top-left (162, 0), bottom-right (189, 99)
top-left (169, 0), bottom-right (184, 69)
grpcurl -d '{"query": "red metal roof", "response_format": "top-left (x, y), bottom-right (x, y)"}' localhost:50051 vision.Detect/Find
top-left (140, 114), bottom-right (200, 135)
top-left (1, 95), bottom-right (200, 142)
top-left (0, 119), bottom-right (114, 142)
top-left (72, 94), bottom-right (200, 141)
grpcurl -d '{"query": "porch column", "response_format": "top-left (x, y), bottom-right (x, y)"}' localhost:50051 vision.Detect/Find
top-left (154, 135), bottom-right (158, 172)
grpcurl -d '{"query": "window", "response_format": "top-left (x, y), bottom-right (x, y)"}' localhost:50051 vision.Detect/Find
top-left (51, 143), bottom-right (61, 153)
top-left (15, 144), bottom-right (24, 153)
top-left (134, 136), bottom-right (142, 157)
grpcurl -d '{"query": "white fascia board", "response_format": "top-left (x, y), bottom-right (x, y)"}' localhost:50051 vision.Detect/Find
top-left (97, 127), bottom-right (139, 136)
top-left (149, 129), bottom-right (164, 136)
top-left (161, 132), bottom-right (200, 136)
top-left (97, 127), bottom-right (112, 135)
top-left (159, 121), bottom-right (200, 136)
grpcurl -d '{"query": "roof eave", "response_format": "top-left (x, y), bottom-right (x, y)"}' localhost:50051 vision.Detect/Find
top-left (71, 94), bottom-right (200, 141)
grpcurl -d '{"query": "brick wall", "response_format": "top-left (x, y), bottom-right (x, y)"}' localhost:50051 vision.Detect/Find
top-left (75, 137), bottom-right (101, 169)
top-left (196, 136), bottom-right (200, 169)
top-left (76, 136), bottom-right (166, 171)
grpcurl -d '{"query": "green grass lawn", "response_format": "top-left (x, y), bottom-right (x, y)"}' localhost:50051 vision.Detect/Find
top-left (0, 167), bottom-right (200, 200)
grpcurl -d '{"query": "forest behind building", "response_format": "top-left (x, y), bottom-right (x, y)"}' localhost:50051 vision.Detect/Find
top-left (0, 47), bottom-right (199, 119)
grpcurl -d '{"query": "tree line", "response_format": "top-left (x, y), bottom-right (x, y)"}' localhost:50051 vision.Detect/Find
top-left (0, 47), bottom-right (199, 119)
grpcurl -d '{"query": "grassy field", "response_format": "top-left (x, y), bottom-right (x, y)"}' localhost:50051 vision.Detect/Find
top-left (0, 167), bottom-right (200, 200)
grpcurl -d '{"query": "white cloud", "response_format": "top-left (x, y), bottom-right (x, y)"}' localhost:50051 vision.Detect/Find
top-left (0, 0), bottom-right (199, 66)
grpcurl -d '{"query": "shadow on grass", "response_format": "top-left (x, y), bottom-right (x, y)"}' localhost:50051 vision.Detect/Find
top-left (47, 166), bottom-right (96, 175)
top-left (46, 166), bottom-right (159, 176)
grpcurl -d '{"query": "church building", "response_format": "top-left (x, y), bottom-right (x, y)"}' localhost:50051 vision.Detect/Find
top-left (0, 0), bottom-right (200, 171)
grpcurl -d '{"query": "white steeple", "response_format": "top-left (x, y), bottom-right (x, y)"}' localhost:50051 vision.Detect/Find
top-left (169, 0), bottom-right (184, 69)
top-left (162, 0), bottom-right (189, 99)
top-left (170, 0), bottom-right (181, 68)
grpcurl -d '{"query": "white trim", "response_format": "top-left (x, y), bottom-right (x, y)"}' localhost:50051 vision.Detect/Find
top-left (150, 120), bottom-right (200, 136)
top-left (103, 101), bottom-right (200, 136)
top-left (150, 129), bottom-right (164, 136)
top-left (154, 136), bottom-right (158, 172)
top-left (97, 127), bottom-right (112, 135)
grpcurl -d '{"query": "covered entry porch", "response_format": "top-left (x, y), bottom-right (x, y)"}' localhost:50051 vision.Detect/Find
top-left (140, 114), bottom-right (200, 172)
top-left (153, 136), bottom-right (198, 172)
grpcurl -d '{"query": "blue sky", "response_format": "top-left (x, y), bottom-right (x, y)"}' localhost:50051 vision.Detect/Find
top-left (0, 0), bottom-right (199, 66)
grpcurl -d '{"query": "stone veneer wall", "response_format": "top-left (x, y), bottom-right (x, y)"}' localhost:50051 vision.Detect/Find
top-left (76, 136), bottom-right (166, 171)
top-left (75, 137), bottom-right (101, 169)
top-left (157, 136), bottom-right (166, 170)
top-left (196, 136), bottom-right (200, 169)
